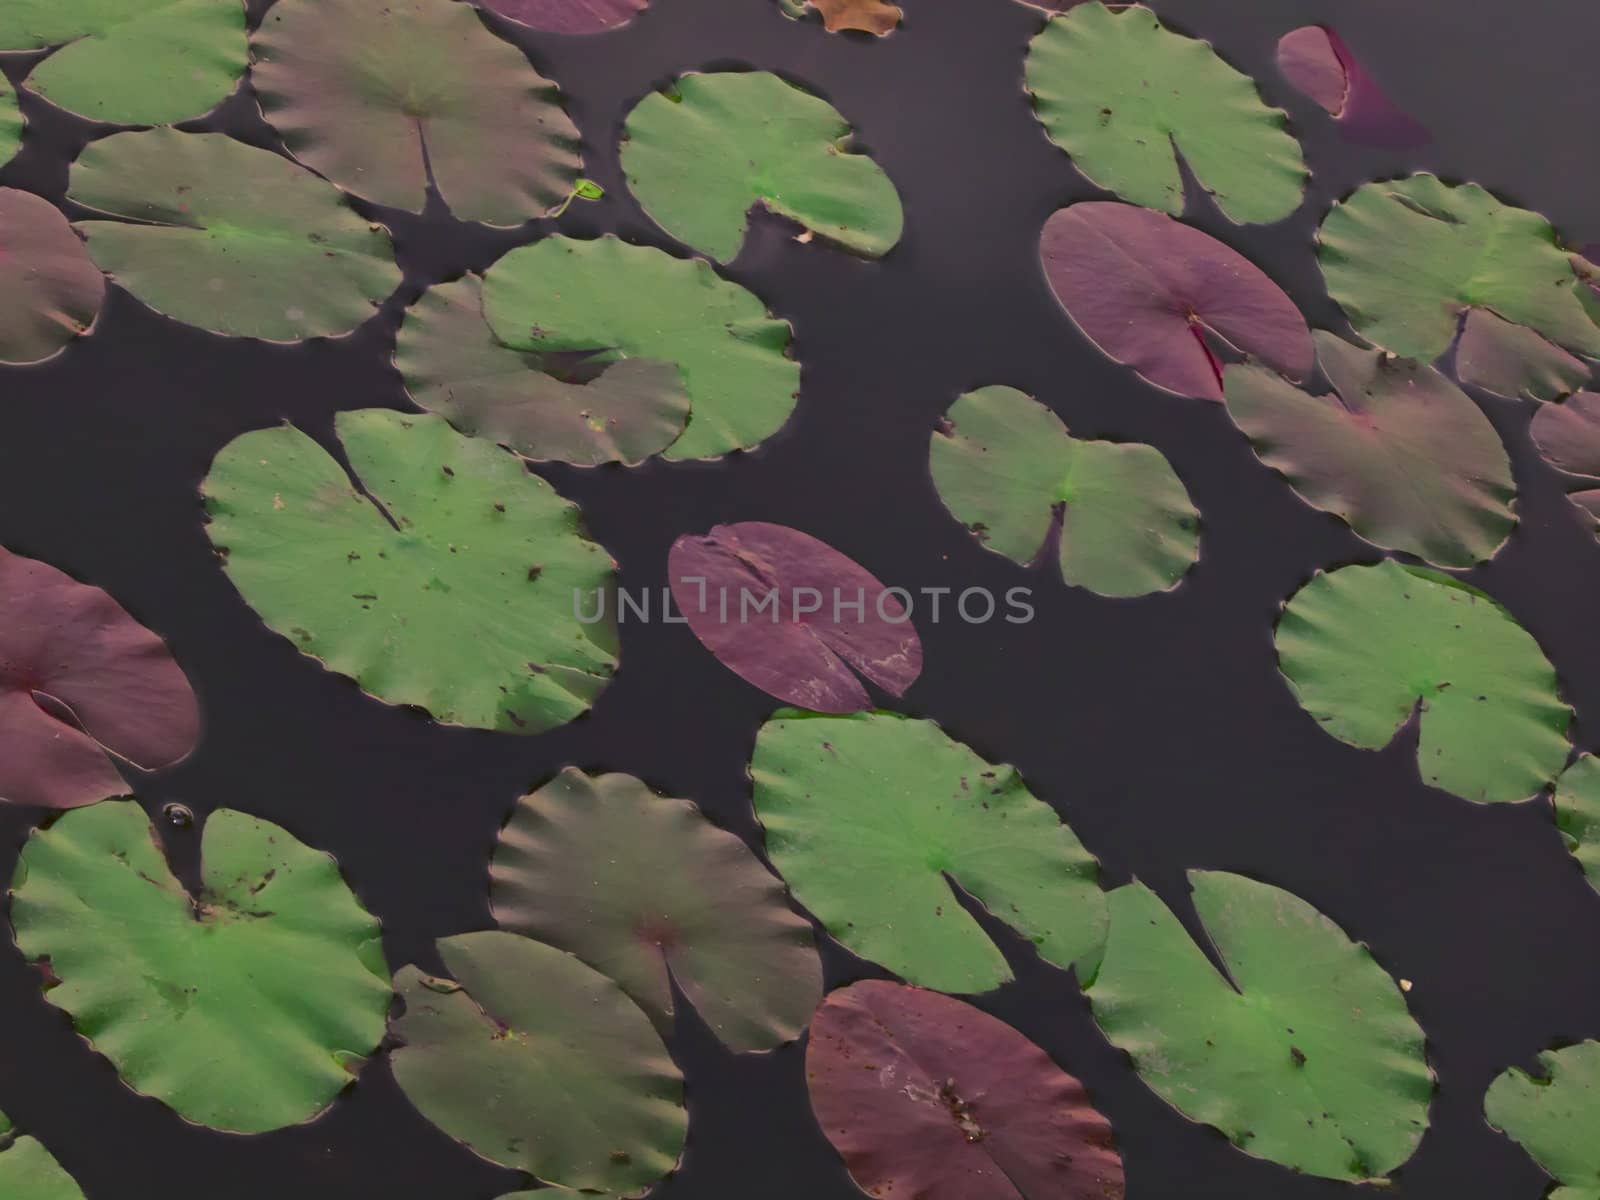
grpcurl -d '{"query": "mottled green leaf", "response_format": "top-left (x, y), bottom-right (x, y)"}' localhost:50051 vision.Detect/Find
top-left (491, 768), bottom-right (822, 1052)
top-left (10, 800), bottom-right (391, 1133)
top-left (1224, 333), bottom-right (1515, 568)
top-left (1276, 559), bottom-right (1570, 804)
top-left (0, 1113), bottom-right (85, 1200)
top-left (391, 931), bottom-right (686, 1193)
top-left (483, 235), bottom-right (799, 460)
top-left (0, 0), bottom-right (246, 126)
top-left (252, 0), bottom-right (582, 226)
top-left (69, 129), bottom-right (400, 342)
top-left (1553, 755), bottom-right (1600, 898)
top-left (1319, 174), bottom-right (1600, 362)
top-left (622, 71), bottom-right (903, 262)
top-left (930, 385), bottom-right (1199, 597)
top-left (0, 77), bottom-right (22, 167)
top-left (1486, 1041), bottom-right (1600, 1200)
top-left (0, 188), bottom-right (104, 367)
top-left (395, 276), bottom-right (689, 466)
top-left (1088, 873), bottom-right (1432, 1181)
top-left (1026, 2), bottom-right (1306, 224)
top-left (750, 710), bottom-right (1106, 994)
top-left (202, 409), bottom-right (618, 733)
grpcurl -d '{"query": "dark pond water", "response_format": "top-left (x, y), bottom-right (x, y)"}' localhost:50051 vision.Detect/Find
top-left (2, 0), bottom-right (1598, 1196)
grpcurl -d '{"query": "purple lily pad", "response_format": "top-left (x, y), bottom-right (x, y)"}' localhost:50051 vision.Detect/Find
top-left (1531, 391), bottom-right (1600, 528)
top-left (0, 187), bottom-right (104, 366)
top-left (0, 547), bottom-right (199, 809)
top-left (478, 0), bottom-right (646, 33)
top-left (1040, 201), bottom-right (1313, 401)
top-left (1277, 26), bottom-right (1429, 149)
top-left (668, 522), bottom-right (921, 713)
top-left (806, 981), bottom-right (1125, 1200)
top-left (1456, 308), bottom-right (1590, 402)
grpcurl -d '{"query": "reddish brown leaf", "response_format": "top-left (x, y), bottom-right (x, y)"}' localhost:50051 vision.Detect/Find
top-left (808, 0), bottom-right (903, 35)
top-left (0, 548), bottom-right (199, 809)
top-left (1040, 202), bottom-right (1312, 401)
top-left (668, 522), bottom-right (920, 713)
top-left (807, 981), bottom-right (1124, 1200)
top-left (1277, 26), bottom-right (1429, 148)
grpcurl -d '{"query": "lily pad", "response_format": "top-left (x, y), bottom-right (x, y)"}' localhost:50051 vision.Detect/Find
top-left (476, 0), bottom-right (647, 34)
top-left (203, 409), bottom-right (618, 732)
top-left (483, 235), bottom-right (800, 460)
top-left (1223, 332), bottom-right (1515, 568)
top-left (489, 767), bottom-right (823, 1053)
top-left (69, 129), bottom-right (401, 342)
top-left (10, 800), bottom-right (391, 1133)
top-left (1552, 756), bottom-right (1600, 898)
top-left (750, 710), bottom-right (1106, 994)
top-left (390, 931), bottom-right (687, 1193)
top-left (1319, 174), bottom-right (1600, 363)
top-left (0, 188), bottom-right (104, 366)
top-left (0, 1115), bottom-right (84, 1200)
top-left (1088, 872), bottom-right (1432, 1181)
top-left (1025, 2), bottom-right (1307, 225)
top-left (1455, 308), bottom-right (1591, 402)
top-left (1485, 1041), bottom-right (1600, 1199)
top-left (0, 78), bottom-right (21, 167)
top-left (0, 546), bottom-right (198, 810)
top-left (779, 0), bottom-right (902, 34)
top-left (1276, 559), bottom-right (1570, 804)
top-left (252, 0), bottom-right (583, 227)
top-left (1040, 201), bottom-right (1313, 401)
top-left (395, 276), bottom-right (689, 466)
top-left (1530, 391), bottom-right (1600, 534)
top-left (930, 385), bottom-right (1199, 597)
top-left (667, 522), bottom-right (923, 711)
top-left (0, 0), bottom-right (246, 126)
top-left (1276, 26), bottom-right (1429, 149)
top-left (808, 981), bottom-right (1124, 1200)
top-left (623, 72), bottom-right (902, 263)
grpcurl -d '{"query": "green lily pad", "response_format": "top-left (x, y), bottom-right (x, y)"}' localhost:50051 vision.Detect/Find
top-left (1224, 332), bottom-right (1516, 568)
top-left (69, 129), bottom-right (401, 342)
top-left (395, 275), bottom-right (690, 465)
top-left (621, 71), bottom-right (903, 263)
top-left (0, 1116), bottom-right (84, 1200)
top-left (750, 710), bottom-right (1106, 994)
top-left (1276, 559), bottom-right (1570, 804)
top-left (1025, 2), bottom-right (1307, 225)
top-left (0, 0), bottom-right (246, 126)
top-left (1486, 1041), bottom-right (1600, 1200)
top-left (202, 409), bottom-right (619, 733)
top-left (483, 235), bottom-right (800, 460)
top-left (1553, 755), bottom-right (1600, 898)
top-left (490, 768), bottom-right (822, 1053)
top-left (252, 0), bottom-right (583, 227)
top-left (1319, 174), bottom-right (1600, 363)
top-left (1088, 873), bottom-right (1432, 1181)
top-left (0, 77), bottom-right (21, 167)
top-left (390, 931), bottom-right (687, 1193)
top-left (930, 385), bottom-right (1199, 597)
top-left (10, 800), bottom-right (391, 1133)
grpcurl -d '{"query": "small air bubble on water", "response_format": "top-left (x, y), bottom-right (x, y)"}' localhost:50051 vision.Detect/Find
top-left (163, 803), bottom-right (194, 829)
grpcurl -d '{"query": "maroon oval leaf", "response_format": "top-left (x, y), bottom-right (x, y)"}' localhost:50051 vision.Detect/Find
top-left (807, 981), bottom-right (1125, 1200)
top-left (0, 187), bottom-right (104, 366)
top-left (668, 522), bottom-right (921, 713)
top-left (477, 0), bottom-right (646, 33)
top-left (1531, 392), bottom-right (1600, 534)
top-left (1456, 308), bottom-right (1590, 402)
top-left (1276, 27), bottom-right (1429, 149)
top-left (0, 547), bottom-right (199, 809)
top-left (1039, 202), bottom-right (1313, 402)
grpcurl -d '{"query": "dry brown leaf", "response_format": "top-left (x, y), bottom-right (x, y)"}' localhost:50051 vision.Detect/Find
top-left (810, 0), bottom-right (902, 35)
